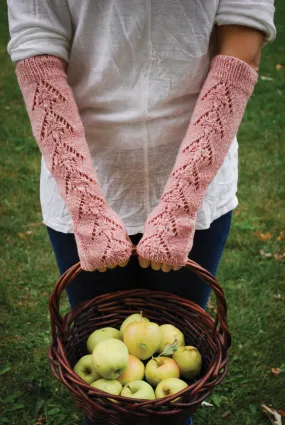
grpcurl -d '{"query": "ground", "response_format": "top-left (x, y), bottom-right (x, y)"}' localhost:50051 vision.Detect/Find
top-left (0, 1), bottom-right (284, 424)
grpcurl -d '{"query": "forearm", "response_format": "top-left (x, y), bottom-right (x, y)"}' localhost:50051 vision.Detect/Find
top-left (16, 55), bottom-right (131, 270)
top-left (138, 55), bottom-right (258, 266)
top-left (217, 25), bottom-right (265, 71)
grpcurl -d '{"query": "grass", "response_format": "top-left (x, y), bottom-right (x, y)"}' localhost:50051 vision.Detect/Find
top-left (0, 1), bottom-right (284, 424)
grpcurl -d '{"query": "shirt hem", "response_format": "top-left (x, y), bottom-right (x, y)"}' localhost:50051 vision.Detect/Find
top-left (43, 217), bottom-right (74, 234)
top-left (195, 198), bottom-right (238, 230)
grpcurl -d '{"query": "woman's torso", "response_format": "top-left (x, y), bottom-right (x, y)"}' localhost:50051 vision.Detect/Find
top-left (38, 0), bottom-right (238, 233)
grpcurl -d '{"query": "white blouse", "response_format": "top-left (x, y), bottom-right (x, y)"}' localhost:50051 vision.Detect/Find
top-left (7, 0), bottom-right (276, 235)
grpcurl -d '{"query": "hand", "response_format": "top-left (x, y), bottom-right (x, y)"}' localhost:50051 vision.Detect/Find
top-left (138, 255), bottom-right (182, 273)
top-left (96, 234), bottom-right (132, 272)
top-left (74, 206), bottom-right (133, 272)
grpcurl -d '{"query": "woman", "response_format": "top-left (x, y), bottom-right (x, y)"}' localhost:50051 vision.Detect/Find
top-left (8, 1), bottom-right (275, 424)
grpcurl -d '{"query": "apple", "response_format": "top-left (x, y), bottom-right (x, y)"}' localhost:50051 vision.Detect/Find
top-left (120, 313), bottom-right (150, 336)
top-left (172, 346), bottom-right (202, 379)
top-left (90, 378), bottom-right (122, 395)
top-left (121, 380), bottom-right (155, 400)
top-left (87, 327), bottom-right (122, 353)
top-left (123, 321), bottom-right (161, 360)
top-left (117, 354), bottom-right (145, 386)
top-left (159, 324), bottom-right (185, 354)
top-left (155, 378), bottom-right (188, 399)
top-left (92, 338), bottom-right (129, 379)
top-left (145, 356), bottom-right (180, 387)
top-left (73, 354), bottom-right (101, 384)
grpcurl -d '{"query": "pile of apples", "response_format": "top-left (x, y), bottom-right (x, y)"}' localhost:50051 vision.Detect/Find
top-left (73, 313), bottom-right (202, 401)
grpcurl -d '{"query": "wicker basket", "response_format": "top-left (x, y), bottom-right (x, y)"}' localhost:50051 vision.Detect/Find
top-left (48, 252), bottom-right (231, 425)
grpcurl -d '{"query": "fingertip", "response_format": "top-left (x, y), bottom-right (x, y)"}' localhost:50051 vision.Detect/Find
top-left (161, 263), bottom-right (172, 273)
top-left (173, 266), bottom-right (182, 271)
top-left (138, 256), bottom-right (151, 269)
top-left (118, 259), bottom-right (129, 268)
top-left (97, 267), bottom-right (107, 272)
top-left (151, 261), bottom-right (162, 271)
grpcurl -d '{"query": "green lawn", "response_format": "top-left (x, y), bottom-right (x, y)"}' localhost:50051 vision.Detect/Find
top-left (0, 1), bottom-right (284, 424)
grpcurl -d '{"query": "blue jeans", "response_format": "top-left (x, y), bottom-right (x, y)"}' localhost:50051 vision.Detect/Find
top-left (47, 211), bottom-right (232, 425)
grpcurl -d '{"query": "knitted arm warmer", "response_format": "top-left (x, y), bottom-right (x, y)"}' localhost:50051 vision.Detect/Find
top-left (137, 55), bottom-right (258, 266)
top-left (16, 55), bottom-right (132, 271)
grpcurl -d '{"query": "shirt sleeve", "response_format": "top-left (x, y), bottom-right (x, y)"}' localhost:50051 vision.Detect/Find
top-left (215, 0), bottom-right (276, 42)
top-left (7, 0), bottom-right (72, 62)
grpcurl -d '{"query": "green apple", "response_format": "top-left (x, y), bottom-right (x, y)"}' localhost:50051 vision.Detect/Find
top-left (120, 313), bottom-right (150, 336)
top-left (87, 327), bottom-right (122, 353)
top-left (172, 346), bottom-right (202, 379)
top-left (90, 378), bottom-right (122, 395)
top-left (155, 378), bottom-right (188, 399)
top-left (123, 321), bottom-right (161, 360)
top-left (145, 356), bottom-right (180, 387)
top-left (92, 338), bottom-right (129, 379)
top-left (117, 354), bottom-right (145, 386)
top-left (159, 324), bottom-right (185, 354)
top-left (121, 380), bottom-right (155, 400)
top-left (73, 354), bottom-right (101, 384)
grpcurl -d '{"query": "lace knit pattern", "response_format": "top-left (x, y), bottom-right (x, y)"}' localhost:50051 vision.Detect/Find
top-left (137, 56), bottom-right (258, 266)
top-left (16, 56), bottom-right (132, 271)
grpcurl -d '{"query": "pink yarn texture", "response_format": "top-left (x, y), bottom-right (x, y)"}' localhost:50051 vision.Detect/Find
top-left (137, 55), bottom-right (258, 266)
top-left (16, 55), bottom-right (132, 271)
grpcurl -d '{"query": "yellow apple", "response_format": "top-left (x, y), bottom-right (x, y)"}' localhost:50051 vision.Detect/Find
top-left (145, 356), bottom-right (180, 387)
top-left (172, 346), bottom-right (202, 379)
top-left (73, 354), bottom-right (101, 384)
top-left (120, 313), bottom-right (150, 336)
top-left (121, 380), bottom-right (155, 400)
top-left (117, 354), bottom-right (145, 386)
top-left (90, 378), bottom-right (122, 395)
top-left (155, 378), bottom-right (188, 399)
top-left (92, 338), bottom-right (129, 379)
top-left (123, 322), bottom-right (161, 360)
top-left (87, 327), bottom-right (122, 353)
top-left (159, 324), bottom-right (185, 354)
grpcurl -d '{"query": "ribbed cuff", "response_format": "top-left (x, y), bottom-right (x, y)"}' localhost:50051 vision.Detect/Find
top-left (16, 55), bottom-right (67, 85)
top-left (210, 55), bottom-right (258, 95)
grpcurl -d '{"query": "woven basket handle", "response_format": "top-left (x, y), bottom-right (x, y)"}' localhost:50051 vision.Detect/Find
top-left (185, 258), bottom-right (231, 348)
top-left (49, 251), bottom-right (231, 349)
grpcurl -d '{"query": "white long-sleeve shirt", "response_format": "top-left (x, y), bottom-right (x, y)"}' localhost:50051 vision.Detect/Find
top-left (7, 0), bottom-right (276, 235)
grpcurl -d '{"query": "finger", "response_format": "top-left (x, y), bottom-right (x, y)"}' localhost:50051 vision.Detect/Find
top-left (173, 266), bottom-right (182, 271)
top-left (161, 263), bottom-right (172, 273)
top-left (97, 267), bottom-right (107, 272)
top-left (118, 259), bottom-right (129, 268)
top-left (151, 261), bottom-right (162, 271)
top-left (108, 264), bottom-right (117, 269)
top-left (138, 256), bottom-right (151, 269)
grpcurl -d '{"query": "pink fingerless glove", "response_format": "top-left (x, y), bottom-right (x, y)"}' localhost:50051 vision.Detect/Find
top-left (16, 55), bottom-right (132, 271)
top-left (137, 55), bottom-right (258, 266)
